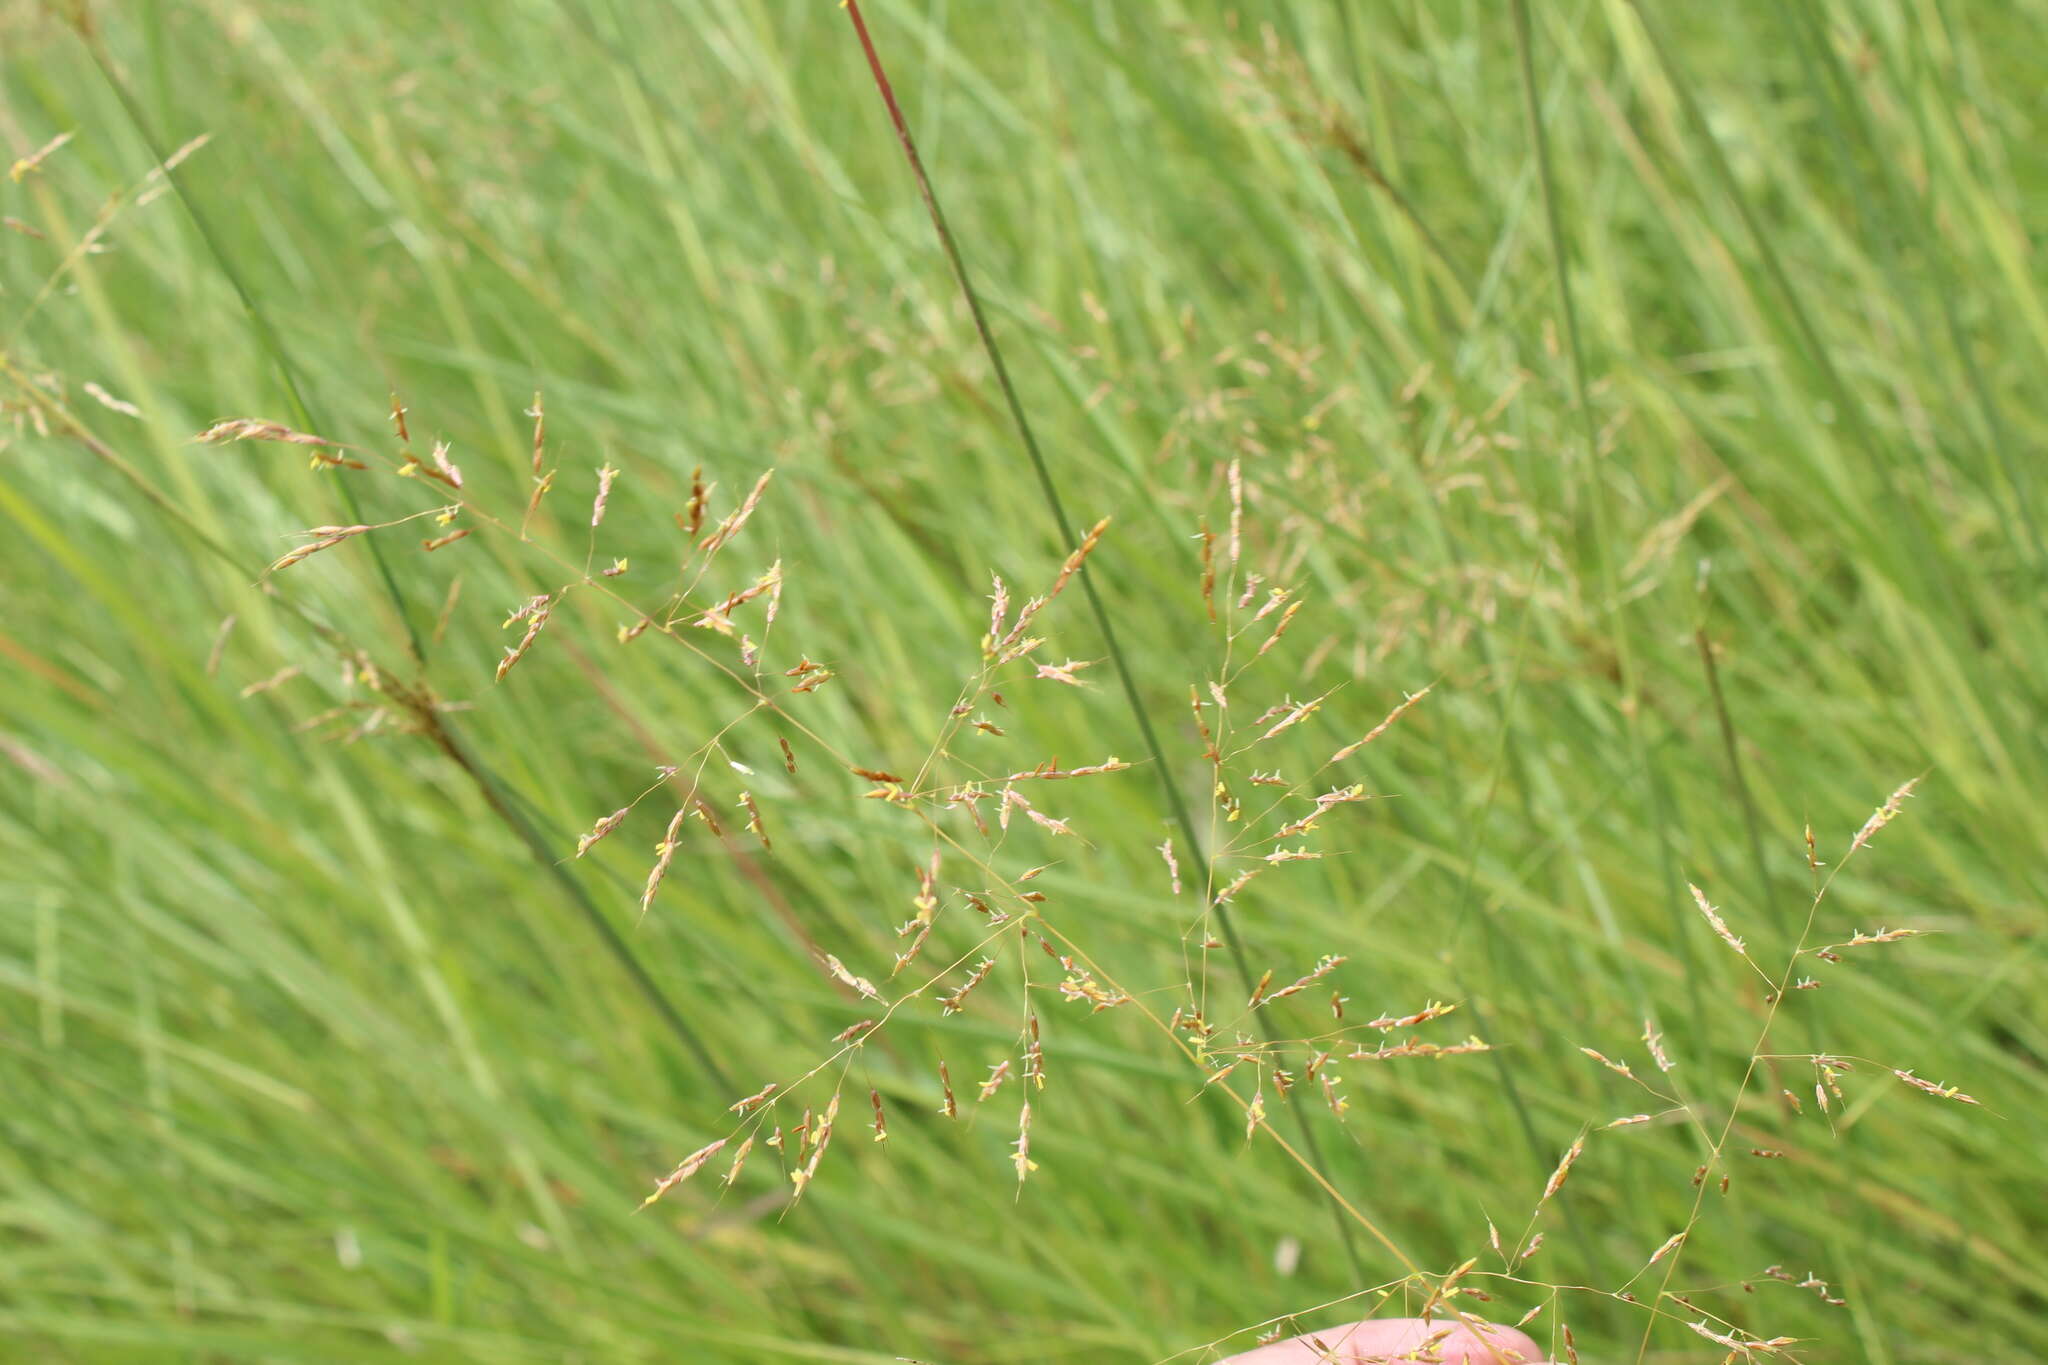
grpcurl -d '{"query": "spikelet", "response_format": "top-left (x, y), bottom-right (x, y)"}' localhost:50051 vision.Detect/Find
top-left (495, 594), bottom-right (553, 682)
top-left (1688, 883), bottom-right (1748, 957)
top-left (1541, 1135), bottom-right (1585, 1202)
top-left (641, 1139), bottom-right (726, 1208)
top-left (722, 1135), bottom-right (754, 1187)
top-left (1850, 778), bottom-right (1919, 854)
top-left (591, 463), bottom-right (620, 527)
top-left (728, 1082), bottom-right (777, 1115)
top-left (1023, 1013), bottom-right (1046, 1090)
top-left (1893, 1069), bottom-right (1980, 1105)
top-left (832, 1019), bottom-right (878, 1045)
top-left (1366, 1000), bottom-right (1455, 1031)
top-left (822, 953), bottom-right (882, 1001)
top-left (788, 1092), bottom-right (838, 1197)
top-left (1326, 687), bottom-right (1432, 765)
top-left (10, 130), bottom-right (74, 182)
top-left (984, 574), bottom-right (1010, 655)
top-left (939, 957), bottom-right (997, 1015)
top-left (576, 807), bottom-right (630, 857)
top-left (270, 524), bottom-right (371, 572)
top-left (1645, 1231), bottom-right (1687, 1267)
top-left (1254, 600), bottom-right (1303, 659)
top-left (640, 808), bottom-right (687, 915)
top-left (682, 466), bottom-right (708, 537)
top-left (1048, 517), bottom-right (1109, 600)
top-left (1250, 955), bottom-right (1345, 1009)
top-left (431, 440), bottom-right (464, 488)
top-left (1011, 1101), bottom-right (1037, 1182)
top-left (1155, 839), bottom-right (1183, 896)
top-left (1642, 1020), bottom-right (1676, 1072)
top-left (1226, 458), bottom-right (1243, 566)
top-left (701, 470), bottom-right (774, 559)
top-left (83, 382), bottom-right (140, 418)
top-left (196, 417), bottom-right (341, 448)
top-left (525, 393), bottom-right (546, 475)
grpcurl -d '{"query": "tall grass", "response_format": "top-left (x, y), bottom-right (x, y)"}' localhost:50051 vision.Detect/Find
top-left (2, 1), bottom-right (2044, 1360)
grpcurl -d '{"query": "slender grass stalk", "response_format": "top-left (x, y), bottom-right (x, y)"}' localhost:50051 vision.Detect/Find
top-left (77, 29), bottom-right (729, 1093)
top-left (82, 36), bottom-right (427, 664)
top-left (841, 0), bottom-right (1370, 1281)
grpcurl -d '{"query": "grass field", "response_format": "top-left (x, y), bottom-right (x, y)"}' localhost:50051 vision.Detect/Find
top-left (4, 1), bottom-right (2046, 1360)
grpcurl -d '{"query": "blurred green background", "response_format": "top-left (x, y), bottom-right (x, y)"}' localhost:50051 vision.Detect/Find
top-left (3, 0), bottom-right (2044, 1360)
